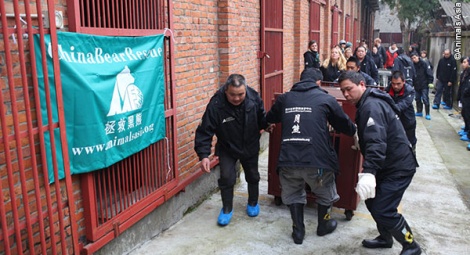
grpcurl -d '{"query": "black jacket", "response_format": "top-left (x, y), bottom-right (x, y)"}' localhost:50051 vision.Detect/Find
top-left (413, 59), bottom-right (434, 90)
top-left (359, 55), bottom-right (379, 84)
top-left (392, 54), bottom-right (416, 86)
top-left (361, 71), bottom-right (377, 86)
top-left (371, 51), bottom-right (383, 69)
top-left (436, 56), bottom-right (457, 84)
top-left (320, 63), bottom-right (342, 82)
top-left (458, 68), bottom-right (470, 101)
top-left (355, 88), bottom-right (417, 180)
top-left (266, 79), bottom-right (356, 172)
top-left (377, 45), bottom-right (387, 67)
top-left (194, 86), bottom-right (268, 160)
top-left (386, 83), bottom-right (416, 136)
top-left (304, 50), bottom-right (321, 69)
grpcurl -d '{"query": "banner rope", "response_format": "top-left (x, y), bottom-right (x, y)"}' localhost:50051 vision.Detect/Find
top-left (164, 137), bottom-right (172, 181)
top-left (163, 28), bottom-right (176, 43)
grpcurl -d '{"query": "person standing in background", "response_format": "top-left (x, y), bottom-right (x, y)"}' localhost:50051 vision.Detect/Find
top-left (386, 71), bottom-right (417, 155)
top-left (374, 38), bottom-right (387, 68)
top-left (384, 43), bottom-right (398, 70)
top-left (304, 40), bottom-right (321, 69)
top-left (457, 57), bottom-right (470, 144)
top-left (371, 46), bottom-right (383, 69)
top-left (433, 49), bottom-right (457, 110)
top-left (411, 51), bottom-right (434, 120)
top-left (344, 47), bottom-right (353, 60)
top-left (320, 46), bottom-right (347, 82)
top-left (420, 50), bottom-right (433, 71)
top-left (355, 46), bottom-right (379, 84)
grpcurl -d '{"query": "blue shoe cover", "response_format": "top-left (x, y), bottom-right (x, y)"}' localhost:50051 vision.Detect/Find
top-left (443, 106), bottom-right (452, 110)
top-left (441, 102), bottom-right (446, 105)
top-left (432, 104), bottom-right (439, 109)
top-left (458, 130), bottom-right (467, 136)
top-left (461, 135), bottom-right (470, 141)
top-left (425, 115), bottom-right (431, 120)
top-left (415, 112), bottom-right (423, 117)
top-left (467, 144), bottom-right (470, 151)
top-left (246, 204), bottom-right (260, 217)
top-left (217, 208), bottom-right (233, 226)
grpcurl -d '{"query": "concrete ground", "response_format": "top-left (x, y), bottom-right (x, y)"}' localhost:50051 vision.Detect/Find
top-left (128, 97), bottom-right (470, 255)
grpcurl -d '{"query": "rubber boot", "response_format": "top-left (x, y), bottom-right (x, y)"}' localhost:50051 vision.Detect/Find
top-left (246, 183), bottom-right (260, 216)
top-left (416, 101), bottom-right (423, 116)
top-left (316, 204), bottom-right (337, 236)
top-left (362, 224), bottom-right (394, 248)
top-left (289, 203), bottom-right (305, 244)
top-left (390, 218), bottom-right (422, 255)
top-left (220, 187), bottom-right (234, 214)
top-left (424, 104), bottom-right (430, 117)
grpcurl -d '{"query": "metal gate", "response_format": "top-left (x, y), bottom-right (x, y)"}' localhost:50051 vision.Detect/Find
top-left (0, 1), bottom-right (80, 254)
top-left (260, 0), bottom-right (283, 110)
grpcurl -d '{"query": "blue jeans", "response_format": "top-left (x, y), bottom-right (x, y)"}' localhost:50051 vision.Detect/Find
top-left (415, 88), bottom-right (430, 115)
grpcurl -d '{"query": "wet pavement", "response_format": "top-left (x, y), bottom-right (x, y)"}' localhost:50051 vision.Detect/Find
top-left (128, 95), bottom-right (470, 255)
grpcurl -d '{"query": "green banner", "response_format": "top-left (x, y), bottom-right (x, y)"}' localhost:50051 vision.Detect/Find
top-left (34, 32), bottom-right (166, 182)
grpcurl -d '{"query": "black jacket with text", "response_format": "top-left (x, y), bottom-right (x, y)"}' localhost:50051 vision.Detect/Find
top-left (266, 79), bottom-right (356, 172)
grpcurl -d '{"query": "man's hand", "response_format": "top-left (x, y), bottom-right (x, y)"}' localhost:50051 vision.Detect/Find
top-left (355, 173), bottom-right (376, 200)
top-left (448, 82), bottom-right (452, 86)
top-left (265, 123), bottom-right (276, 133)
top-left (200, 158), bottom-right (211, 173)
top-left (351, 128), bottom-right (360, 151)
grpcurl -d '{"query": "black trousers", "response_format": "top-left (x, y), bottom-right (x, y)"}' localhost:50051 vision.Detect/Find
top-left (462, 97), bottom-right (470, 132)
top-left (218, 148), bottom-right (260, 206)
top-left (365, 175), bottom-right (414, 230)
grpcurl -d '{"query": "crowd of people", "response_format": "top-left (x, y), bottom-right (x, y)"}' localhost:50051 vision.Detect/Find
top-left (192, 37), bottom-right (467, 255)
top-left (303, 38), bottom-right (469, 152)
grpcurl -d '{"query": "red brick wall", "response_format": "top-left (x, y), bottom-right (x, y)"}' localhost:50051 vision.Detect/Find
top-left (0, 0), bottom-right (371, 253)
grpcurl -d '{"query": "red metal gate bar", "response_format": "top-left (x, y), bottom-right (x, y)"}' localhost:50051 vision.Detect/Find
top-left (0, 1), bottom-right (80, 254)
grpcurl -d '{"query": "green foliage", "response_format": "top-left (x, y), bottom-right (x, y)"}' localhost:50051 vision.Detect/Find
top-left (381, 0), bottom-right (440, 26)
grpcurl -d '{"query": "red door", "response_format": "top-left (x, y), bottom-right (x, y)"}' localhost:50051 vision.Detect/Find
top-left (260, 0), bottom-right (283, 111)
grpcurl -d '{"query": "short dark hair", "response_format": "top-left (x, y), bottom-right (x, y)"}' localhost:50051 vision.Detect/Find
top-left (338, 71), bottom-right (365, 85)
top-left (391, 71), bottom-right (405, 81)
top-left (410, 51), bottom-right (419, 57)
top-left (308, 40), bottom-right (317, 47)
top-left (300, 68), bottom-right (323, 82)
top-left (346, 56), bottom-right (360, 67)
top-left (224, 74), bottom-right (246, 90)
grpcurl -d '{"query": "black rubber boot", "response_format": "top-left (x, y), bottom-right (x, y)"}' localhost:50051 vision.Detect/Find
top-left (316, 204), bottom-right (337, 236)
top-left (247, 183), bottom-right (259, 206)
top-left (425, 104), bottom-right (430, 116)
top-left (362, 224), bottom-right (393, 248)
top-left (416, 100), bottom-right (423, 114)
top-left (390, 218), bottom-right (422, 255)
top-left (289, 203), bottom-right (305, 244)
top-left (220, 187), bottom-right (234, 214)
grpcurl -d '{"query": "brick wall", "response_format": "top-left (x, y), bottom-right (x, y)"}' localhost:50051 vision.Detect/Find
top-left (0, 0), bottom-right (372, 253)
